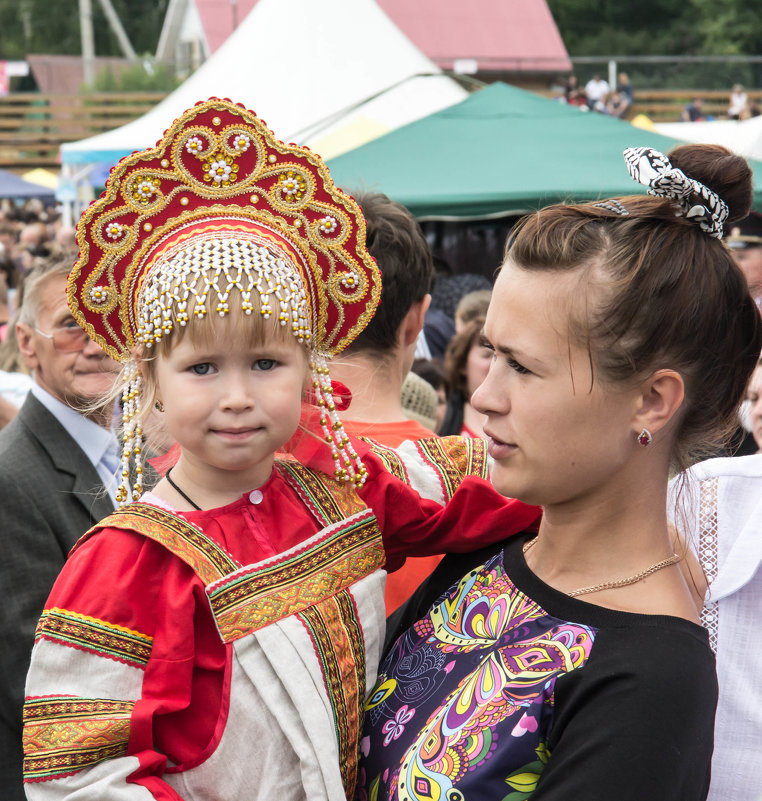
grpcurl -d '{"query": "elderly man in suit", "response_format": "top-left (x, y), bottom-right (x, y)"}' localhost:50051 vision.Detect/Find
top-left (0, 258), bottom-right (121, 800)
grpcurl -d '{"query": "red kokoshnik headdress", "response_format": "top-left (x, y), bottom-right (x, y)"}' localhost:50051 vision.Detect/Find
top-left (68, 98), bottom-right (382, 502)
top-left (69, 97), bottom-right (380, 357)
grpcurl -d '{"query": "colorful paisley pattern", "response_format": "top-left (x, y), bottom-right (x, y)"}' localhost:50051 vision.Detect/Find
top-left (358, 551), bottom-right (596, 800)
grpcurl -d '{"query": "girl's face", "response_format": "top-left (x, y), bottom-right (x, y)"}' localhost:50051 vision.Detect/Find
top-left (153, 314), bottom-right (308, 488)
top-left (464, 337), bottom-right (493, 399)
top-left (746, 365), bottom-right (762, 450)
top-left (472, 260), bottom-right (641, 508)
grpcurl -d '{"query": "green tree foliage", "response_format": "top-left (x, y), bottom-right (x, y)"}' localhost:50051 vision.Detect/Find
top-left (0, 0), bottom-right (168, 60)
top-left (546, 0), bottom-right (762, 88)
top-left (89, 61), bottom-right (179, 93)
top-left (547, 0), bottom-right (761, 55)
top-left (547, 0), bottom-right (694, 56)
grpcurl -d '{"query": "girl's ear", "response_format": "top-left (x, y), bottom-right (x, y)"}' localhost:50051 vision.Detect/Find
top-left (632, 369), bottom-right (685, 438)
top-left (134, 347), bottom-right (160, 406)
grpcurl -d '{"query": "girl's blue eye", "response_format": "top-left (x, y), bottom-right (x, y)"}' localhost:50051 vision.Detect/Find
top-left (190, 363), bottom-right (214, 375)
top-left (255, 358), bottom-right (277, 371)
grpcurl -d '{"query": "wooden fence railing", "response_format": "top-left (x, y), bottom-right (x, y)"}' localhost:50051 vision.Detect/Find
top-left (1, 88), bottom-right (760, 172)
top-left (628, 89), bottom-right (762, 122)
top-left (0, 92), bottom-right (166, 170)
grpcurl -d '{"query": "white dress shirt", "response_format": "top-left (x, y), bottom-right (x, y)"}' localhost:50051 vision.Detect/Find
top-left (31, 384), bottom-right (120, 505)
top-left (668, 455), bottom-right (762, 801)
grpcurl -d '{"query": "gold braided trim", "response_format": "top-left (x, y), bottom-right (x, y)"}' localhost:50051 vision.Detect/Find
top-left (277, 460), bottom-right (366, 527)
top-left (416, 436), bottom-right (490, 500)
top-left (73, 502), bottom-right (239, 585)
top-left (299, 591), bottom-right (366, 800)
top-left (364, 440), bottom-right (409, 484)
top-left (23, 696), bottom-right (133, 781)
top-left (208, 510), bottom-right (384, 641)
top-left (36, 608), bottom-right (152, 669)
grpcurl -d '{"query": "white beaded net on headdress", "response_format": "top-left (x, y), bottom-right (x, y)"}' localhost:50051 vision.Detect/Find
top-left (137, 237), bottom-right (311, 347)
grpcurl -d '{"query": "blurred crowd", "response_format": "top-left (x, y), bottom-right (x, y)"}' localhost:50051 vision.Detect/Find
top-left (561, 72), bottom-right (634, 118)
top-left (559, 75), bottom-right (762, 124)
top-left (0, 199), bottom-right (79, 425)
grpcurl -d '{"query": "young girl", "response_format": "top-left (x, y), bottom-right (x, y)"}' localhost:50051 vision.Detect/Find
top-left (20, 100), bottom-right (538, 801)
top-left (358, 144), bottom-right (761, 800)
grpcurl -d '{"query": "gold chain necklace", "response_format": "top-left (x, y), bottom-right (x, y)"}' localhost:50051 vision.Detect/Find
top-left (522, 537), bottom-right (681, 598)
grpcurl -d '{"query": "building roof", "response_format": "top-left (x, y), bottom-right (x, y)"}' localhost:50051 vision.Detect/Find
top-left (160, 0), bottom-right (569, 73)
top-left (375, 0), bottom-right (570, 72)
top-left (28, 54), bottom-right (131, 94)
top-left (195, 0), bottom-right (258, 54)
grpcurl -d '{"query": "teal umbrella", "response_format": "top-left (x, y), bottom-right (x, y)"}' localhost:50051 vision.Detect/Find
top-left (328, 82), bottom-right (762, 219)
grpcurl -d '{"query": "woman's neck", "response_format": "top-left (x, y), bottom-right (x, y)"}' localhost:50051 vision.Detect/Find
top-left (530, 467), bottom-right (674, 588)
top-left (523, 470), bottom-right (700, 620)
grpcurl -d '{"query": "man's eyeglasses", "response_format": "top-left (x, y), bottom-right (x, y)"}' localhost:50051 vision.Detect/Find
top-left (34, 324), bottom-right (90, 352)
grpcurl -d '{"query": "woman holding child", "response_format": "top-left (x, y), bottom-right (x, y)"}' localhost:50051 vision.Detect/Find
top-left (20, 100), bottom-right (539, 800)
top-left (359, 144), bottom-right (760, 800)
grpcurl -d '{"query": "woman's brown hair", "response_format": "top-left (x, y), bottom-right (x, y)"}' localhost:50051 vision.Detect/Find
top-left (505, 144), bottom-right (762, 471)
top-left (443, 317), bottom-right (485, 399)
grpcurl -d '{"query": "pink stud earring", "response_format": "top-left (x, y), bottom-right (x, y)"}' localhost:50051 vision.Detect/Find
top-left (637, 428), bottom-right (652, 446)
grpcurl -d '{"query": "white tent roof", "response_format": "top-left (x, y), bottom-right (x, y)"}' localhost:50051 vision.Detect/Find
top-left (61, 0), bottom-right (467, 165)
top-left (654, 116), bottom-right (762, 163)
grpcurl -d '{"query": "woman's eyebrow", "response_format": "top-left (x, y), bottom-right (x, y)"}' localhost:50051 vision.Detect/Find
top-left (481, 336), bottom-right (525, 359)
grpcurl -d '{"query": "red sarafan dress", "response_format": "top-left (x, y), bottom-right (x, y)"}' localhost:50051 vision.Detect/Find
top-left (23, 437), bottom-right (539, 801)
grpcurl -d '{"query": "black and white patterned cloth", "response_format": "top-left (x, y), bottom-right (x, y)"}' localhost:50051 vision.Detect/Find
top-left (623, 146), bottom-right (729, 239)
top-left (592, 198), bottom-right (630, 216)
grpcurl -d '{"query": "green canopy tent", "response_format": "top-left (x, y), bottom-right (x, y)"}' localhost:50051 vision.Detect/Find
top-left (327, 82), bottom-right (762, 219)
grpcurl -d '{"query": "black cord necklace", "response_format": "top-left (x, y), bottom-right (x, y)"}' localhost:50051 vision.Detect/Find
top-left (165, 467), bottom-right (202, 511)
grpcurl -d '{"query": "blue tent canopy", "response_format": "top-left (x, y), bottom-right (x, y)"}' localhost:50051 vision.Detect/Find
top-left (0, 169), bottom-right (55, 201)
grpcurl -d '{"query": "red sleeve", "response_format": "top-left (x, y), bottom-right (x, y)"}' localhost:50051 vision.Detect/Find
top-left (284, 429), bottom-right (540, 573)
top-left (359, 451), bottom-right (540, 573)
top-left (26, 527), bottom-right (227, 799)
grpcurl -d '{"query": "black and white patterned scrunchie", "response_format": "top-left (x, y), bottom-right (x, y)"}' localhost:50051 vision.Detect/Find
top-left (623, 146), bottom-right (729, 239)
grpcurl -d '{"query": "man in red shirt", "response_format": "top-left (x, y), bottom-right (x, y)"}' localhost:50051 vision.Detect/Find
top-left (333, 192), bottom-right (442, 611)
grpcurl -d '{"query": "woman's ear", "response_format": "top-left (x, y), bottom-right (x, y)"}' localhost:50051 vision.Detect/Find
top-left (633, 369), bottom-right (685, 438)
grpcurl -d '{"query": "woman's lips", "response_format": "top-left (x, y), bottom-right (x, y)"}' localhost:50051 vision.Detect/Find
top-left (484, 432), bottom-right (517, 460)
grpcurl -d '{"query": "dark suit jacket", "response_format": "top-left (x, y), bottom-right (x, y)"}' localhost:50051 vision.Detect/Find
top-left (0, 392), bottom-right (114, 799)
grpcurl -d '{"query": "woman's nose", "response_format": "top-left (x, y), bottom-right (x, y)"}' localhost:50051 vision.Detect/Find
top-left (471, 362), bottom-right (503, 416)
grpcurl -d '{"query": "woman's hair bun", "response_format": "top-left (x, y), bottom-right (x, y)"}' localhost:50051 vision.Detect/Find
top-left (668, 143), bottom-right (752, 224)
